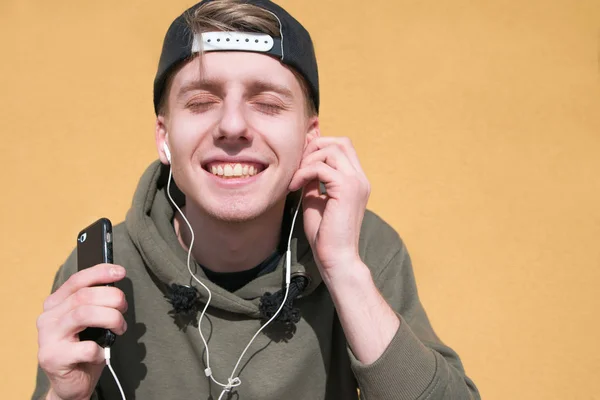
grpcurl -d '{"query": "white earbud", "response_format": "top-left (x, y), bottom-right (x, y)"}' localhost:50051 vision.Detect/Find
top-left (163, 142), bottom-right (172, 164)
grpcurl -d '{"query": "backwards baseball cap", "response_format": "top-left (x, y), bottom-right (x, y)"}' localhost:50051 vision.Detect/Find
top-left (153, 0), bottom-right (319, 115)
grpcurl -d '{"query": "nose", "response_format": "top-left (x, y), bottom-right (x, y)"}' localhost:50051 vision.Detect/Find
top-left (214, 97), bottom-right (252, 145)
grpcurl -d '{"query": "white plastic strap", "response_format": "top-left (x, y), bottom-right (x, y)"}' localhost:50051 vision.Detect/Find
top-left (192, 32), bottom-right (275, 53)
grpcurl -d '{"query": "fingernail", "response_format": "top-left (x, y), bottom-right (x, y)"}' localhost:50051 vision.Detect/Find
top-left (110, 267), bottom-right (125, 277)
top-left (123, 320), bottom-right (128, 332)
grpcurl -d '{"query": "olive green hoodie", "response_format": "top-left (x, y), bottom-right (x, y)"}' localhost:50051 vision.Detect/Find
top-left (33, 161), bottom-right (479, 400)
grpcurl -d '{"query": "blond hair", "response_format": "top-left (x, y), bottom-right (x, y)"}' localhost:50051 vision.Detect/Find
top-left (157, 0), bottom-right (317, 117)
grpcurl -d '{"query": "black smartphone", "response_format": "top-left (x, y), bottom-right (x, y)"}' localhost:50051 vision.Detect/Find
top-left (76, 217), bottom-right (116, 347)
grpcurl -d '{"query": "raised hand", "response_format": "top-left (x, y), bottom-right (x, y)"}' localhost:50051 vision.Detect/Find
top-left (289, 136), bottom-right (370, 280)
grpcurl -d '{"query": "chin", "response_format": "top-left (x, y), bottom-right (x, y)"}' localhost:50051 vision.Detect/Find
top-left (201, 196), bottom-right (276, 223)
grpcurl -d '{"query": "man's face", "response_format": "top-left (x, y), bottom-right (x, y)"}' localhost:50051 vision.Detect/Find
top-left (157, 52), bottom-right (318, 222)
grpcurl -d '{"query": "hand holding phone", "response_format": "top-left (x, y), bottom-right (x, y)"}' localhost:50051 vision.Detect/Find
top-left (35, 218), bottom-right (128, 400)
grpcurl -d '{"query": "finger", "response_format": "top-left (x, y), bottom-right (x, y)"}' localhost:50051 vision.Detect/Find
top-left (37, 286), bottom-right (128, 347)
top-left (69, 341), bottom-right (107, 365)
top-left (289, 161), bottom-right (340, 193)
top-left (44, 264), bottom-right (126, 311)
top-left (48, 286), bottom-right (128, 322)
top-left (304, 137), bottom-right (371, 198)
top-left (60, 305), bottom-right (127, 339)
top-left (38, 341), bottom-right (105, 372)
top-left (300, 145), bottom-right (356, 174)
top-left (304, 137), bottom-right (362, 171)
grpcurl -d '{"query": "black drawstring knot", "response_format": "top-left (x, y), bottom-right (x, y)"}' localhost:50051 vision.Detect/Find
top-left (166, 275), bottom-right (310, 333)
top-left (165, 283), bottom-right (200, 315)
top-left (259, 275), bottom-right (309, 326)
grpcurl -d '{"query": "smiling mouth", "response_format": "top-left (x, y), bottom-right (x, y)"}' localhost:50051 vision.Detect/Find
top-left (204, 162), bottom-right (267, 179)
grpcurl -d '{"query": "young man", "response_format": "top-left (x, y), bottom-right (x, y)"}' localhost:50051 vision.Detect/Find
top-left (33, 0), bottom-right (480, 399)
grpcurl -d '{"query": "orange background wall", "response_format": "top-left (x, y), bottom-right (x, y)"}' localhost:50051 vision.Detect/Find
top-left (2, 0), bottom-right (599, 398)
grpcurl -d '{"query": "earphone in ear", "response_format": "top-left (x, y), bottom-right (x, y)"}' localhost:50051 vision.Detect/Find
top-left (163, 142), bottom-right (172, 164)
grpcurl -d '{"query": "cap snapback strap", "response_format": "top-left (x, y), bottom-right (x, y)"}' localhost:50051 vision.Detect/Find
top-left (192, 32), bottom-right (283, 58)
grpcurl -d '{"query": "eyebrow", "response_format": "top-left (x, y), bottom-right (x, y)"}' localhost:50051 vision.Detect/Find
top-left (176, 78), bottom-right (221, 98)
top-left (247, 80), bottom-right (295, 101)
top-left (176, 78), bottom-right (295, 101)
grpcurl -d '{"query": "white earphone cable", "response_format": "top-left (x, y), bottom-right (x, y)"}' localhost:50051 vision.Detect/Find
top-left (166, 165), bottom-right (302, 398)
top-left (104, 347), bottom-right (126, 400)
top-left (166, 168), bottom-right (222, 385)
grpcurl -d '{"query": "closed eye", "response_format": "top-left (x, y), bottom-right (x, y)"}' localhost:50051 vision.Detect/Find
top-left (254, 102), bottom-right (284, 115)
top-left (187, 101), bottom-right (218, 113)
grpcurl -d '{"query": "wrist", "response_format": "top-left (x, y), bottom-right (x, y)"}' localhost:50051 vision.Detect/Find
top-left (321, 259), bottom-right (400, 364)
top-left (46, 388), bottom-right (90, 400)
top-left (321, 258), bottom-right (371, 293)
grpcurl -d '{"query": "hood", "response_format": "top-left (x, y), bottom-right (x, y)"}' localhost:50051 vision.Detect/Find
top-left (125, 160), bottom-right (323, 318)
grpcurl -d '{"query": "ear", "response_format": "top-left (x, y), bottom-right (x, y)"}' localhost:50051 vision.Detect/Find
top-left (155, 115), bottom-right (170, 165)
top-left (304, 115), bottom-right (320, 148)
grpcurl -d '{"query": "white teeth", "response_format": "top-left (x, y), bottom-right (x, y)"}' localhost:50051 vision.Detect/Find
top-left (233, 163), bottom-right (243, 176)
top-left (208, 163), bottom-right (262, 178)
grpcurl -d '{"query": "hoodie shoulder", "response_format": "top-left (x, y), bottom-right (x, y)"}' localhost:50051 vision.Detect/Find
top-left (359, 209), bottom-right (406, 276)
top-left (113, 220), bottom-right (133, 252)
top-left (110, 220), bottom-right (143, 270)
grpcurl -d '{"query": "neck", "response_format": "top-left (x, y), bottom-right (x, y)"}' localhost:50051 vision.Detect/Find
top-left (174, 199), bottom-right (286, 273)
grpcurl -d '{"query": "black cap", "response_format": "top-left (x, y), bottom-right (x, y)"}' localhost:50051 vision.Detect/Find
top-left (153, 0), bottom-right (319, 115)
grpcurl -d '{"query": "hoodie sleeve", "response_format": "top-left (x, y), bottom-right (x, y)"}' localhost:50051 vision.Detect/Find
top-left (31, 252), bottom-right (103, 400)
top-left (348, 226), bottom-right (480, 400)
